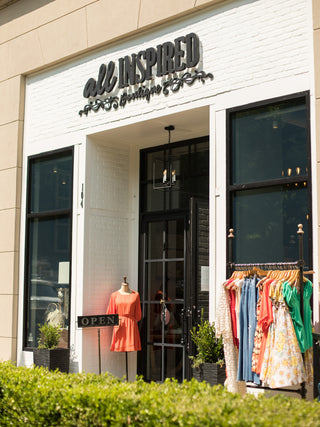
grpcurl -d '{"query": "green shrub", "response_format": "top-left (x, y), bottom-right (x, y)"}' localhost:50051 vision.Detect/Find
top-left (0, 361), bottom-right (319, 426)
top-left (37, 323), bottom-right (62, 349)
top-left (189, 310), bottom-right (224, 368)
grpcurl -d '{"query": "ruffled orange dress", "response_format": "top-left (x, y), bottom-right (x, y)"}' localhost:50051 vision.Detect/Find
top-left (106, 290), bottom-right (142, 352)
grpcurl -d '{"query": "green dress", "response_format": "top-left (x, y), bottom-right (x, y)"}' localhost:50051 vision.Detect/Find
top-left (303, 279), bottom-right (313, 350)
top-left (282, 280), bottom-right (312, 353)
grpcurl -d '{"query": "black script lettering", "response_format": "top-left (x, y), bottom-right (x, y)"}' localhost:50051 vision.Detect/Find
top-left (120, 92), bottom-right (128, 107)
top-left (97, 64), bottom-right (107, 95)
top-left (136, 51), bottom-right (146, 83)
top-left (186, 33), bottom-right (200, 68)
top-left (174, 36), bottom-right (186, 71)
top-left (83, 62), bottom-right (117, 98)
top-left (145, 47), bottom-right (157, 80)
top-left (162, 42), bottom-right (175, 75)
top-left (104, 61), bottom-right (117, 93)
top-left (83, 78), bottom-right (97, 98)
top-left (144, 87), bottom-right (150, 101)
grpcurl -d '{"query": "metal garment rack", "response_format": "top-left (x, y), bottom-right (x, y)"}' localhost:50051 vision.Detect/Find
top-left (227, 224), bottom-right (306, 399)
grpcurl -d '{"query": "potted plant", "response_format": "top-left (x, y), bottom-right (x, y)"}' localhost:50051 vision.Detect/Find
top-left (33, 323), bottom-right (69, 373)
top-left (189, 311), bottom-right (225, 386)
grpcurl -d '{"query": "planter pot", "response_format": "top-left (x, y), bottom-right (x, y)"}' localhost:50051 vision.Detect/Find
top-left (33, 348), bottom-right (70, 373)
top-left (192, 363), bottom-right (226, 386)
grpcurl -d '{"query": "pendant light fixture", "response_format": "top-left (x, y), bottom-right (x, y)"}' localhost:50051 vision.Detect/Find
top-left (153, 125), bottom-right (179, 191)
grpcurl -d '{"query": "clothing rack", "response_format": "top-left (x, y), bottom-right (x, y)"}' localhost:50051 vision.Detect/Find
top-left (227, 224), bottom-right (306, 399)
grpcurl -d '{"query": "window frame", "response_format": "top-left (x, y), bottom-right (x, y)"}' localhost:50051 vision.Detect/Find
top-left (23, 146), bottom-right (74, 351)
top-left (226, 91), bottom-right (312, 269)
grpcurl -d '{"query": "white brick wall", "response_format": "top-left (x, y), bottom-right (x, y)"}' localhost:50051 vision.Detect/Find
top-left (24, 0), bottom-right (311, 153)
top-left (82, 140), bottom-right (137, 375)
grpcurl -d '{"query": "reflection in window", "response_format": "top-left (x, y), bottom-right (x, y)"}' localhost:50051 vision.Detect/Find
top-left (231, 98), bottom-right (307, 185)
top-left (24, 149), bottom-right (73, 349)
top-left (229, 94), bottom-right (311, 267)
top-left (141, 138), bottom-right (209, 212)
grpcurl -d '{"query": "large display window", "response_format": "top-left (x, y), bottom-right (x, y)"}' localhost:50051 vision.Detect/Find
top-left (23, 148), bottom-right (73, 349)
top-left (227, 92), bottom-right (311, 268)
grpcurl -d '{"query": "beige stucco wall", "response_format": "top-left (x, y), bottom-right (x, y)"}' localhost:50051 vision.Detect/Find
top-left (0, 0), bottom-right (225, 361)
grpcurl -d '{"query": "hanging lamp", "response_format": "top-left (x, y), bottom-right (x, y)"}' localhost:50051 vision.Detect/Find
top-left (153, 125), bottom-right (179, 191)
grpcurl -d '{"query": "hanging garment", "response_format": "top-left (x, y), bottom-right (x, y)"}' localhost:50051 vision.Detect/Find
top-left (260, 281), bottom-right (305, 388)
top-left (229, 289), bottom-right (239, 348)
top-left (235, 279), bottom-right (243, 341)
top-left (106, 290), bottom-right (142, 352)
top-left (216, 283), bottom-right (246, 394)
top-left (251, 282), bottom-right (263, 374)
top-left (282, 281), bottom-right (308, 353)
top-left (283, 278), bottom-right (313, 383)
top-left (303, 279), bottom-right (313, 350)
top-left (237, 276), bottom-right (260, 384)
top-left (254, 278), bottom-right (274, 375)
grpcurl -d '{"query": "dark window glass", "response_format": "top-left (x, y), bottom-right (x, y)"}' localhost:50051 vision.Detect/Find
top-left (26, 217), bottom-right (71, 348)
top-left (141, 138), bottom-right (209, 212)
top-left (231, 98), bottom-right (307, 185)
top-left (24, 149), bottom-right (73, 349)
top-left (164, 346), bottom-right (183, 382)
top-left (146, 262), bottom-right (163, 301)
top-left (147, 222), bottom-right (164, 260)
top-left (229, 95), bottom-right (311, 267)
top-left (30, 153), bottom-right (73, 213)
top-left (167, 219), bottom-right (184, 259)
top-left (233, 184), bottom-right (309, 264)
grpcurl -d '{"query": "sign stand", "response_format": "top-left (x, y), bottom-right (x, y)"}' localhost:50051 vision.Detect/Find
top-left (77, 314), bottom-right (119, 375)
top-left (125, 352), bottom-right (128, 381)
top-left (98, 328), bottom-right (101, 375)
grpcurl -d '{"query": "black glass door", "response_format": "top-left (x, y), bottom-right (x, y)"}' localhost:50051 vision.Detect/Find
top-left (138, 137), bottom-right (209, 382)
top-left (140, 215), bottom-right (187, 382)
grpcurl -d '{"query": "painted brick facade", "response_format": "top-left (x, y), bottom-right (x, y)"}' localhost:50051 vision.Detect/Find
top-left (23, 0), bottom-right (310, 154)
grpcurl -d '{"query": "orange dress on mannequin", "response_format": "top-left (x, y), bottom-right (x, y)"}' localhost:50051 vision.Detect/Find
top-left (106, 290), bottom-right (142, 352)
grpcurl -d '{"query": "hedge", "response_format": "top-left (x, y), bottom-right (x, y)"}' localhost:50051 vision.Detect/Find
top-left (0, 362), bottom-right (319, 426)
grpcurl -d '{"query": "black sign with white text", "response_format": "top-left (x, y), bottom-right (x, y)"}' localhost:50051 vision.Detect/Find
top-left (77, 314), bottom-right (119, 328)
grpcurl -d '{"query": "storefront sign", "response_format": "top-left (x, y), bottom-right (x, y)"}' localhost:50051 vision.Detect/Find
top-left (79, 33), bottom-right (213, 116)
top-left (77, 314), bottom-right (119, 328)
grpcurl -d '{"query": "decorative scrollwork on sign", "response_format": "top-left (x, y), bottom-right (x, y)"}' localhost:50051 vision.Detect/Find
top-left (162, 70), bottom-right (214, 95)
top-left (79, 96), bottom-right (119, 116)
top-left (79, 70), bottom-right (214, 117)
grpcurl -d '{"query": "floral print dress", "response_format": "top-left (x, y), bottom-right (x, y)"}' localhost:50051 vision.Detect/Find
top-left (259, 280), bottom-right (306, 388)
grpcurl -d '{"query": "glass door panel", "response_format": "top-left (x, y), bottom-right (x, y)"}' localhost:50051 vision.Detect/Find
top-left (142, 216), bottom-right (186, 382)
top-left (146, 262), bottom-right (163, 301)
top-left (166, 261), bottom-right (184, 300)
top-left (147, 221), bottom-right (164, 260)
top-left (167, 219), bottom-right (184, 258)
top-left (164, 302), bottom-right (184, 344)
top-left (164, 346), bottom-right (184, 382)
top-left (146, 345), bottom-right (161, 382)
top-left (146, 304), bottom-right (162, 343)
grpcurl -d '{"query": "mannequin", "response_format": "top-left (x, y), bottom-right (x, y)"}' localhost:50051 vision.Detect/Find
top-left (119, 276), bottom-right (132, 295)
top-left (106, 276), bottom-right (141, 380)
top-left (106, 276), bottom-right (141, 352)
